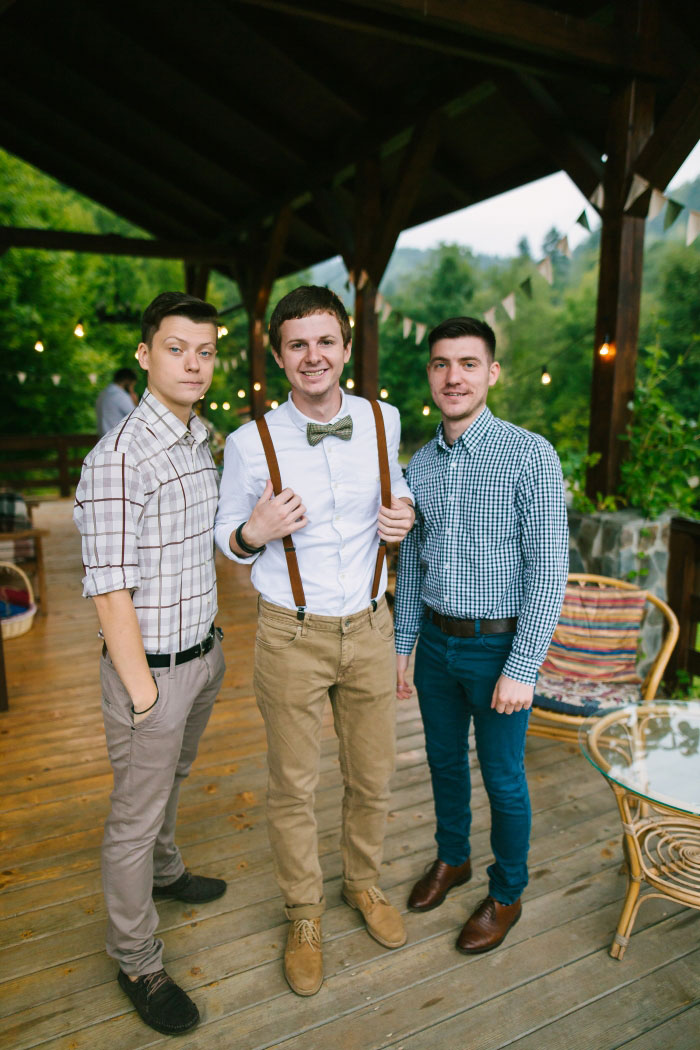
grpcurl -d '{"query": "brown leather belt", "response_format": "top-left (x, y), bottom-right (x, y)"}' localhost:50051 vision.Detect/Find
top-left (426, 608), bottom-right (517, 637)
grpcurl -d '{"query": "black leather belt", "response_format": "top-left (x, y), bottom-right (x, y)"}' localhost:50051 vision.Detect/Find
top-left (103, 624), bottom-right (217, 668)
top-left (426, 609), bottom-right (517, 637)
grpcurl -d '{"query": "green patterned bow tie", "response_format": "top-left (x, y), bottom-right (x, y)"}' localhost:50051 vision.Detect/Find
top-left (306, 415), bottom-right (354, 446)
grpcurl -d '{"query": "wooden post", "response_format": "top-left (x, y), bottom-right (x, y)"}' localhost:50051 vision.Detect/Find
top-left (184, 262), bottom-right (210, 300)
top-left (235, 207), bottom-right (291, 419)
top-left (353, 278), bottom-right (379, 398)
top-left (586, 77), bottom-right (655, 501)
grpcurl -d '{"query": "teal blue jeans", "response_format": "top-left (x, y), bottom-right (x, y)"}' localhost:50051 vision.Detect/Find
top-left (414, 615), bottom-right (531, 905)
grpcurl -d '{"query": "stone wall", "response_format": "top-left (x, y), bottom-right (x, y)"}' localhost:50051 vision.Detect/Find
top-left (567, 509), bottom-right (672, 679)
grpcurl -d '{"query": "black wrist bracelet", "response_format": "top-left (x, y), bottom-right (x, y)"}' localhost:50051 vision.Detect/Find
top-left (235, 521), bottom-right (266, 555)
top-left (131, 685), bottom-right (159, 716)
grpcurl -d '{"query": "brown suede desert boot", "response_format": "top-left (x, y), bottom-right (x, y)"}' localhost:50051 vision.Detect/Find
top-left (284, 918), bottom-right (323, 996)
top-left (408, 858), bottom-right (472, 912)
top-left (342, 886), bottom-right (407, 948)
top-left (456, 896), bottom-right (522, 954)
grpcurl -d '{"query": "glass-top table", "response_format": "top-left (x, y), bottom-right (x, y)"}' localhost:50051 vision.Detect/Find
top-left (580, 701), bottom-right (700, 958)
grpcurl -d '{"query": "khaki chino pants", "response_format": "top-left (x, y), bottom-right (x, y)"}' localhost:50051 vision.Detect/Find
top-left (100, 636), bottom-right (225, 975)
top-left (254, 596), bottom-right (397, 919)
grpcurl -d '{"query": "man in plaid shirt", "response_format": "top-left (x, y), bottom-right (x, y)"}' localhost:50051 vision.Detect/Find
top-left (74, 292), bottom-right (226, 1037)
top-left (394, 316), bottom-right (568, 955)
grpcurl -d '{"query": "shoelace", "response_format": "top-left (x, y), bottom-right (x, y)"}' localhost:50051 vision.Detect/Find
top-left (141, 969), bottom-right (173, 999)
top-left (363, 886), bottom-right (389, 910)
top-left (292, 918), bottom-right (321, 950)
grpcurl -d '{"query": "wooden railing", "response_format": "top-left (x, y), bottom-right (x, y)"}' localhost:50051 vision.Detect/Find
top-left (666, 516), bottom-right (700, 685)
top-left (0, 434), bottom-right (97, 497)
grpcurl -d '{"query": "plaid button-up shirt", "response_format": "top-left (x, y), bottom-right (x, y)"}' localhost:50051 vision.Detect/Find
top-left (74, 390), bottom-right (219, 654)
top-left (394, 407), bottom-right (568, 684)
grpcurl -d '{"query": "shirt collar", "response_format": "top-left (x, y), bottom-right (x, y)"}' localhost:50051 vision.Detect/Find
top-left (436, 405), bottom-right (494, 453)
top-left (139, 389), bottom-right (209, 448)
top-left (285, 388), bottom-right (348, 431)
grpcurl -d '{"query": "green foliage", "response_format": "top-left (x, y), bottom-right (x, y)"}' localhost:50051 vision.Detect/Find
top-left (618, 342), bottom-right (700, 518)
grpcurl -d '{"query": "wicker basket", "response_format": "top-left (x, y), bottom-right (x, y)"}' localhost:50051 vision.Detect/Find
top-left (0, 562), bottom-right (37, 639)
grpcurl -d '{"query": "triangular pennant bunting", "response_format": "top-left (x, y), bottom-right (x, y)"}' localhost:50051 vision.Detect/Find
top-left (374, 293), bottom-right (384, 314)
top-left (501, 292), bottom-right (516, 320)
top-left (51, 374), bottom-right (61, 386)
top-left (17, 372), bottom-right (26, 384)
top-left (519, 276), bottom-right (533, 299)
top-left (484, 307), bottom-right (497, 328)
top-left (624, 173), bottom-right (650, 211)
top-left (686, 210), bottom-right (700, 247)
top-left (402, 317), bottom-right (413, 339)
top-left (589, 183), bottom-right (605, 211)
top-left (663, 198), bottom-right (684, 230)
top-left (576, 209), bottom-right (591, 231)
top-left (222, 359), bottom-right (230, 373)
top-left (414, 322), bottom-right (427, 345)
top-left (647, 188), bottom-right (666, 221)
top-left (536, 257), bottom-right (553, 285)
top-left (380, 302), bottom-right (392, 323)
top-left (356, 269), bottom-right (369, 291)
top-left (88, 372), bottom-right (98, 385)
top-left (555, 235), bottom-right (572, 259)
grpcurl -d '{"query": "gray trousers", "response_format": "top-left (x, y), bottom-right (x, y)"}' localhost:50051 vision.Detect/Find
top-left (100, 636), bottom-right (225, 975)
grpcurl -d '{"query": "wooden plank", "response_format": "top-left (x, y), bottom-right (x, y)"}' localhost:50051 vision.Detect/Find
top-left (615, 1003), bottom-right (700, 1050)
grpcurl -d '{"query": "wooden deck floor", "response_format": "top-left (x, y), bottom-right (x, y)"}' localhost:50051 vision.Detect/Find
top-left (1, 500), bottom-right (698, 1050)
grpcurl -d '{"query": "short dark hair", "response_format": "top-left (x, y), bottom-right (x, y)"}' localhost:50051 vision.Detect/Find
top-left (269, 285), bottom-right (351, 352)
top-left (113, 367), bottom-right (137, 385)
top-left (428, 316), bottom-right (496, 360)
top-left (141, 291), bottom-right (218, 346)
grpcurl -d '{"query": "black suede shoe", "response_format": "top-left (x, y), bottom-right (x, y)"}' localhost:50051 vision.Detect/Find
top-left (152, 870), bottom-right (226, 903)
top-left (118, 968), bottom-right (199, 1035)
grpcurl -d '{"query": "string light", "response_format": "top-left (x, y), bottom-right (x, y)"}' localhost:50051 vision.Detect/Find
top-left (346, 378), bottom-right (355, 389)
top-left (271, 400), bottom-right (279, 409)
top-left (217, 325), bottom-right (228, 338)
top-left (253, 381), bottom-right (262, 391)
top-left (210, 401), bottom-right (218, 410)
top-left (349, 317), bottom-right (355, 328)
top-left (541, 366), bottom-right (551, 385)
top-left (422, 405), bottom-right (430, 416)
top-left (380, 388), bottom-right (388, 399)
top-left (222, 401), bottom-right (230, 410)
top-left (599, 338), bottom-right (612, 357)
top-left (34, 340), bottom-right (44, 353)
top-left (237, 389), bottom-right (245, 398)
top-left (74, 320), bottom-right (85, 338)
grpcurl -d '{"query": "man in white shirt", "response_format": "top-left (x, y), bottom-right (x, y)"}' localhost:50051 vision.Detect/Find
top-left (215, 285), bottom-right (414, 996)
top-left (96, 367), bottom-right (139, 436)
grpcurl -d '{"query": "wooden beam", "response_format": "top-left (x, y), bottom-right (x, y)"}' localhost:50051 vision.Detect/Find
top-left (634, 65), bottom-right (700, 191)
top-left (586, 76), bottom-right (656, 500)
top-left (184, 264), bottom-right (211, 301)
top-left (0, 227), bottom-right (241, 262)
top-left (370, 112), bottom-right (443, 279)
top-left (496, 72), bottom-right (603, 199)
top-left (235, 0), bottom-right (674, 78)
top-left (235, 208), bottom-right (292, 418)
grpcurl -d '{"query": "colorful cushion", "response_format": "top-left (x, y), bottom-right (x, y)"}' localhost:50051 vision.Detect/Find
top-left (533, 671), bottom-right (642, 718)
top-left (540, 584), bottom-right (646, 684)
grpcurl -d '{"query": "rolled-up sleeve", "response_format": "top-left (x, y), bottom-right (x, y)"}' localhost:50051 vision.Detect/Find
top-left (73, 450), bottom-right (144, 597)
top-left (214, 432), bottom-right (264, 563)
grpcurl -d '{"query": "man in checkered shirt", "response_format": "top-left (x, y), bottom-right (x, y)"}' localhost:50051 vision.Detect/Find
top-left (74, 292), bottom-right (226, 1037)
top-left (394, 316), bottom-right (568, 955)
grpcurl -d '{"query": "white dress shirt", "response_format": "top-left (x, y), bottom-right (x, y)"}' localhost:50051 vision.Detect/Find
top-left (215, 392), bottom-right (412, 615)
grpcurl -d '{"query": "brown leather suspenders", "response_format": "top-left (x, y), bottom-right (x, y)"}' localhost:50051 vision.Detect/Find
top-left (255, 400), bottom-right (392, 618)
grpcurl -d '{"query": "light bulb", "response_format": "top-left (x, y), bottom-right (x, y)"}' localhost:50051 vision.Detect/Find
top-left (210, 402), bottom-right (218, 410)
top-left (74, 321), bottom-right (85, 338)
top-left (271, 400), bottom-right (279, 409)
top-left (422, 405), bottom-right (430, 416)
top-left (34, 340), bottom-right (44, 352)
top-left (222, 401), bottom-right (230, 410)
top-left (346, 378), bottom-right (355, 389)
top-left (541, 367), bottom-right (551, 385)
top-left (380, 388), bottom-right (388, 399)
top-left (253, 381), bottom-right (262, 391)
top-left (237, 389), bottom-right (245, 398)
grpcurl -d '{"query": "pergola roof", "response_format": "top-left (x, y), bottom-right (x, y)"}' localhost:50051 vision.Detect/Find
top-left (2, 0), bottom-right (699, 279)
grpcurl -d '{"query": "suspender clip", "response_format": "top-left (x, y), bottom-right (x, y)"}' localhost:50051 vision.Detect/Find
top-left (371, 599), bottom-right (377, 611)
top-left (296, 606), bottom-right (306, 621)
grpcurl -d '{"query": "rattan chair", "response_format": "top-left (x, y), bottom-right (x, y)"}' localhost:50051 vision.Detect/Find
top-left (528, 573), bottom-right (680, 744)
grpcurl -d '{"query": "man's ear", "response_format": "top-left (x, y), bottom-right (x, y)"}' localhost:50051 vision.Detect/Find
top-left (136, 342), bottom-right (150, 372)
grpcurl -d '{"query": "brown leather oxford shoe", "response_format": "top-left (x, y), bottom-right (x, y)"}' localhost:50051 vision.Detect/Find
top-left (456, 896), bottom-right (521, 954)
top-left (407, 858), bottom-right (472, 912)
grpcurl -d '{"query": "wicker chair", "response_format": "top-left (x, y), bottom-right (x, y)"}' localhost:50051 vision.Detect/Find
top-left (528, 573), bottom-right (680, 744)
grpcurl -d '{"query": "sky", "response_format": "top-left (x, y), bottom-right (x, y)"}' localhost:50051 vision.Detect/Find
top-left (397, 141), bottom-right (700, 258)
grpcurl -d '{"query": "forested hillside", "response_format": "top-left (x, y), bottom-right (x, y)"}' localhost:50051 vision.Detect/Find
top-left (3, 148), bottom-right (698, 478)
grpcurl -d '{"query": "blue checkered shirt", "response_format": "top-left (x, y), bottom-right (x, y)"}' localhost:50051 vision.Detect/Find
top-left (394, 407), bottom-right (568, 684)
